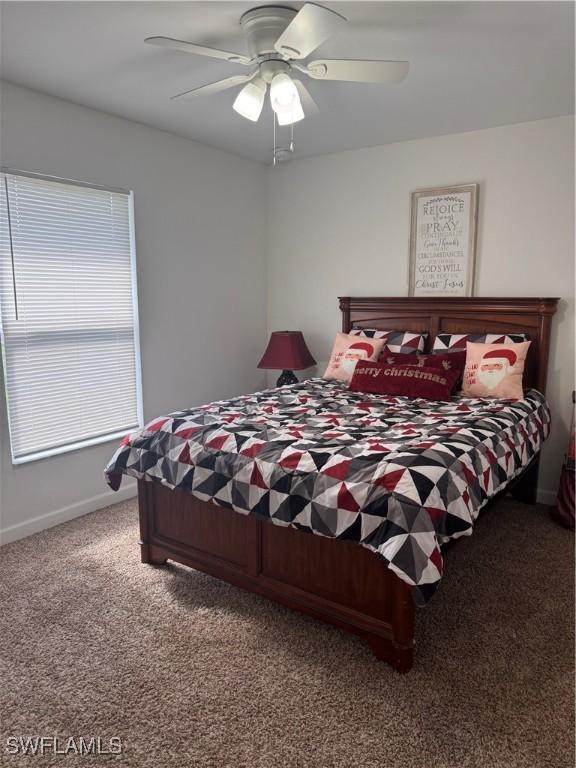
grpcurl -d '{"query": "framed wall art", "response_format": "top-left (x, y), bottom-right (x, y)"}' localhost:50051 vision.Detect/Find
top-left (408, 183), bottom-right (479, 297)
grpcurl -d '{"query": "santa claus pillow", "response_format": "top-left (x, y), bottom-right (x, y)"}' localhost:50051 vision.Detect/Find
top-left (462, 341), bottom-right (531, 400)
top-left (323, 333), bottom-right (385, 383)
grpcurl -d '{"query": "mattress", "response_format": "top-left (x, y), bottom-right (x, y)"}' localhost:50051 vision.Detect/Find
top-left (105, 379), bottom-right (550, 604)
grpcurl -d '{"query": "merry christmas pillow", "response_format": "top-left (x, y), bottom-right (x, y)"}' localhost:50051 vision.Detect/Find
top-left (462, 341), bottom-right (531, 400)
top-left (323, 333), bottom-right (385, 383)
top-left (349, 361), bottom-right (460, 400)
top-left (382, 350), bottom-right (466, 393)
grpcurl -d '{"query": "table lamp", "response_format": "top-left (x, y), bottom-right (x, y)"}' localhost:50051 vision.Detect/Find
top-left (258, 331), bottom-right (316, 387)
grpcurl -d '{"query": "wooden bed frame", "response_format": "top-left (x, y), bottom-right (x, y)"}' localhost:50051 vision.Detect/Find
top-left (138, 296), bottom-right (558, 672)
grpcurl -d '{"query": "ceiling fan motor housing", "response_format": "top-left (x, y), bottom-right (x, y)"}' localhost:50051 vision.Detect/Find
top-left (240, 6), bottom-right (297, 58)
top-left (259, 59), bottom-right (290, 83)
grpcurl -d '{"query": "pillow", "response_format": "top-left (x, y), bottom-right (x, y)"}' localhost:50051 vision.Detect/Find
top-left (381, 351), bottom-right (465, 393)
top-left (433, 332), bottom-right (528, 354)
top-left (462, 341), bottom-right (531, 400)
top-left (349, 361), bottom-right (460, 401)
top-left (323, 332), bottom-right (385, 383)
top-left (382, 350), bottom-right (466, 371)
top-left (350, 328), bottom-right (427, 355)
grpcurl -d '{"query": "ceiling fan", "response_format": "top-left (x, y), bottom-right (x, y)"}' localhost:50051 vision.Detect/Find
top-left (145, 3), bottom-right (409, 126)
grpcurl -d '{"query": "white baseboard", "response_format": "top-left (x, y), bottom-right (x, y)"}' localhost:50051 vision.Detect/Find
top-left (536, 488), bottom-right (557, 506)
top-left (0, 483), bottom-right (138, 545)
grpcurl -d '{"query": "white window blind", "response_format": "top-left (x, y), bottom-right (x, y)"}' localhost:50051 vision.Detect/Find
top-left (0, 171), bottom-right (143, 464)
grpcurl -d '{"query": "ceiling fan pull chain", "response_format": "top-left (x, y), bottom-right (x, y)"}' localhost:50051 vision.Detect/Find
top-left (290, 122), bottom-right (294, 153)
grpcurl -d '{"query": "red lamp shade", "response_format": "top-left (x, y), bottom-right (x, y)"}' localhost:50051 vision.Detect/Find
top-left (257, 331), bottom-right (316, 371)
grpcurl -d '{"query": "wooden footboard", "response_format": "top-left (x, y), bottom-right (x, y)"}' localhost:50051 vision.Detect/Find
top-left (138, 480), bottom-right (416, 672)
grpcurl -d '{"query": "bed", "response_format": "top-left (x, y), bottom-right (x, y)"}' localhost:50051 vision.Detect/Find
top-left (105, 296), bottom-right (558, 672)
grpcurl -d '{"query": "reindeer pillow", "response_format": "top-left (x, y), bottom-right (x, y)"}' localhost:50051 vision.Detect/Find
top-left (462, 341), bottom-right (531, 400)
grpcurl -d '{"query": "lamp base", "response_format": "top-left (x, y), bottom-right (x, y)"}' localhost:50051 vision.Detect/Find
top-left (276, 369), bottom-right (298, 387)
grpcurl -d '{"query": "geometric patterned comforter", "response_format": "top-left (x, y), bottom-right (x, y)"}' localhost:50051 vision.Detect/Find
top-left (105, 379), bottom-right (550, 605)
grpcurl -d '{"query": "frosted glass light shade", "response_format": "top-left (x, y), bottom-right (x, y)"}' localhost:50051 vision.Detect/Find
top-left (276, 101), bottom-right (305, 125)
top-left (233, 78), bottom-right (266, 121)
top-left (270, 73), bottom-right (304, 125)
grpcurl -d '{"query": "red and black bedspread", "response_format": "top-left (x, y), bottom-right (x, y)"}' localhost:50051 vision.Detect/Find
top-left (105, 379), bottom-right (550, 604)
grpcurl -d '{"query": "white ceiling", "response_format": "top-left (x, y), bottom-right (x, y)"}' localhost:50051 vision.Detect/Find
top-left (1, 1), bottom-right (573, 164)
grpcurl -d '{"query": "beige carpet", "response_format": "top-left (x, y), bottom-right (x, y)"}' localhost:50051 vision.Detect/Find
top-left (0, 496), bottom-right (573, 768)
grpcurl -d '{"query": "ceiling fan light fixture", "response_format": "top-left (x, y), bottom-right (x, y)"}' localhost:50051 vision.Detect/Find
top-left (270, 72), bottom-right (305, 125)
top-left (233, 77), bottom-right (266, 121)
top-left (275, 101), bottom-right (305, 126)
top-left (270, 73), bottom-right (299, 110)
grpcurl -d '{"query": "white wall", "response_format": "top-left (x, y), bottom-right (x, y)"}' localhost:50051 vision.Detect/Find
top-left (0, 82), bottom-right (267, 542)
top-left (1, 84), bottom-right (572, 541)
top-left (267, 116), bottom-right (575, 502)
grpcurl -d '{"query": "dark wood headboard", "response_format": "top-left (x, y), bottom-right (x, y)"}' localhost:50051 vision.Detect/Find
top-left (339, 296), bottom-right (559, 394)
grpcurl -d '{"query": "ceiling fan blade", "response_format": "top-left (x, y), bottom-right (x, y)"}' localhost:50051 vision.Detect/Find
top-left (274, 3), bottom-right (346, 60)
top-left (293, 80), bottom-right (319, 116)
top-left (170, 72), bottom-right (257, 100)
top-left (145, 36), bottom-right (253, 66)
top-left (304, 59), bottom-right (409, 83)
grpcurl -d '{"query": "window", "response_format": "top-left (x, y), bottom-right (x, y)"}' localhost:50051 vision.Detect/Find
top-left (0, 170), bottom-right (143, 464)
